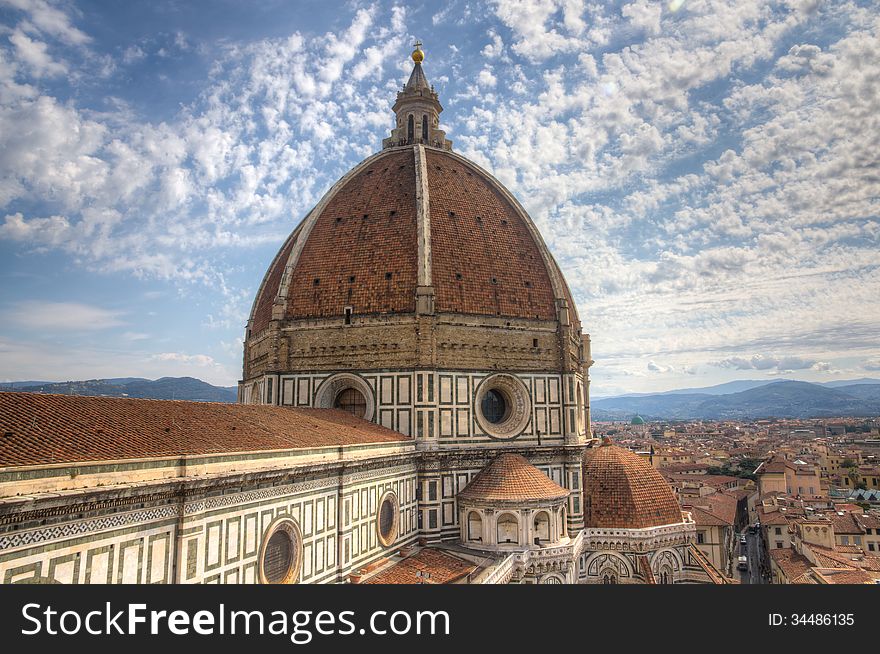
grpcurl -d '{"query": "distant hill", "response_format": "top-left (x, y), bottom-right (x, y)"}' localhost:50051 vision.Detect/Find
top-left (1, 377), bottom-right (237, 403)
top-left (819, 378), bottom-right (880, 388)
top-left (593, 379), bottom-right (880, 421)
top-left (595, 379), bottom-right (772, 399)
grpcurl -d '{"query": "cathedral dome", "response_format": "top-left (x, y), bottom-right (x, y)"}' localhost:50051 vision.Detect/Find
top-left (582, 438), bottom-right (682, 529)
top-left (248, 146), bottom-right (577, 334)
top-left (247, 45), bottom-right (579, 337)
top-left (458, 453), bottom-right (569, 503)
top-left (240, 44), bottom-right (590, 450)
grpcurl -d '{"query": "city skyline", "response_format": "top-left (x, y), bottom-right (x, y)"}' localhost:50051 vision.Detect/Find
top-left (1, 0), bottom-right (878, 396)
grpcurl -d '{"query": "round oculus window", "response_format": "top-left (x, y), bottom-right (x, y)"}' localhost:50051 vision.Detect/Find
top-left (474, 374), bottom-right (532, 440)
top-left (334, 387), bottom-right (367, 418)
top-left (481, 389), bottom-right (508, 424)
top-left (376, 490), bottom-right (400, 547)
top-left (258, 519), bottom-right (302, 585)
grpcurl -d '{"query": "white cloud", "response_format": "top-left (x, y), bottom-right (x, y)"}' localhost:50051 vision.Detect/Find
top-left (122, 332), bottom-right (150, 342)
top-left (453, 0), bottom-right (880, 394)
top-left (622, 0), bottom-right (662, 36)
top-left (0, 0), bottom-right (91, 45)
top-left (481, 30), bottom-right (504, 59)
top-left (7, 28), bottom-right (67, 77)
top-left (122, 45), bottom-right (146, 64)
top-left (714, 354), bottom-right (818, 372)
top-left (1, 1), bottom-right (878, 394)
top-left (5, 301), bottom-right (127, 330)
top-left (151, 352), bottom-right (217, 367)
top-left (477, 66), bottom-right (497, 88)
top-left (0, 4), bottom-right (410, 290)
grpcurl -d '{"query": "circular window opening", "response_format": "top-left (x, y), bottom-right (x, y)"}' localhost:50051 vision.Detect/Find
top-left (376, 491), bottom-right (400, 547)
top-left (481, 389), bottom-right (508, 424)
top-left (474, 374), bottom-right (532, 440)
top-left (264, 531), bottom-right (292, 583)
top-left (334, 388), bottom-right (367, 418)
top-left (259, 519), bottom-right (302, 585)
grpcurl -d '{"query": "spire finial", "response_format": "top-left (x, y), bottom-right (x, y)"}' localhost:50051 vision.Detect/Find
top-left (411, 40), bottom-right (424, 63)
top-left (381, 42), bottom-right (452, 151)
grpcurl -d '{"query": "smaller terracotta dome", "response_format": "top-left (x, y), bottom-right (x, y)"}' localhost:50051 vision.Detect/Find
top-left (582, 439), bottom-right (682, 529)
top-left (459, 453), bottom-right (569, 502)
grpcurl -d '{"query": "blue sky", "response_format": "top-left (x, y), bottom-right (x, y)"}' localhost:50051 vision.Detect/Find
top-left (0, 0), bottom-right (878, 396)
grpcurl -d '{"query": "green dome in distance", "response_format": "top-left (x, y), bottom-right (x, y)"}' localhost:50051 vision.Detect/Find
top-left (630, 415), bottom-right (646, 425)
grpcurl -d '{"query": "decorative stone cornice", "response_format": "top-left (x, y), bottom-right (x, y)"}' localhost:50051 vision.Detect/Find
top-left (580, 522), bottom-right (696, 555)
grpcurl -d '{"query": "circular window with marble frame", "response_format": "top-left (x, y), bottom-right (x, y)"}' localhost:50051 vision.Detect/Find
top-left (376, 490), bottom-right (400, 547)
top-left (473, 373), bottom-right (532, 440)
top-left (258, 517), bottom-right (303, 585)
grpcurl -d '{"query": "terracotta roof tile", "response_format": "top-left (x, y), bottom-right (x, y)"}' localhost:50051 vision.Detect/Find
top-left (458, 453), bottom-right (569, 502)
top-left (682, 492), bottom-right (739, 526)
top-left (637, 554), bottom-right (656, 584)
top-left (426, 150), bottom-right (557, 321)
top-left (250, 147), bottom-right (575, 326)
top-left (812, 568), bottom-right (874, 584)
top-left (770, 548), bottom-right (814, 582)
top-left (285, 149), bottom-right (419, 319)
top-left (251, 231), bottom-right (298, 334)
top-left (688, 544), bottom-right (735, 584)
top-left (363, 548), bottom-right (476, 584)
top-left (0, 392), bottom-right (410, 467)
top-left (757, 509), bottom-right (792, 526)
top-left (583, 440), bottom-right (683, 529)
top-left (856, 513), bottom-right (880, 529)
top-left (828, 512), bottom-right (864, 535)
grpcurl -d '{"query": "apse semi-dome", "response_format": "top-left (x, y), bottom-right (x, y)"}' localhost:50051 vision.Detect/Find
top-left (582, 438), bottom-right (683, 529)
top-left (241, 44), bottom-right (592, 450)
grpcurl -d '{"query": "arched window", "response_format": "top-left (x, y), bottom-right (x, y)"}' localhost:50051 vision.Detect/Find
top-left (334, 388), bottom-right (367, 418)
top-left (602, 573), bottom-right (617, 584)
top-left (496, 513), bottom-right (519, 544)
top-left (407, 114), bottom-right (414, 142)
top-left (421, 115), bottom-right (428, 142)
top-left (534, 511), bottom-right (550, 543)
top-left (467, 511), bottom-right (483, 542)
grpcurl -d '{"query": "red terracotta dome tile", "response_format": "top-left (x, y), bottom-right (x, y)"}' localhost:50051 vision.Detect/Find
top-left (459, 453), bottom-right (569, 502)
top-left (248, 146), bottom-right (578, 334)
top-left (583, 440), bottom-right (683, 529)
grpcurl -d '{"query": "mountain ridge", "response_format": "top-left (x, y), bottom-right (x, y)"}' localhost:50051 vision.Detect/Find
top-left (1, 377), bottom-right (237, 403)
top-left (593, 378), bottom-right (880, 420)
